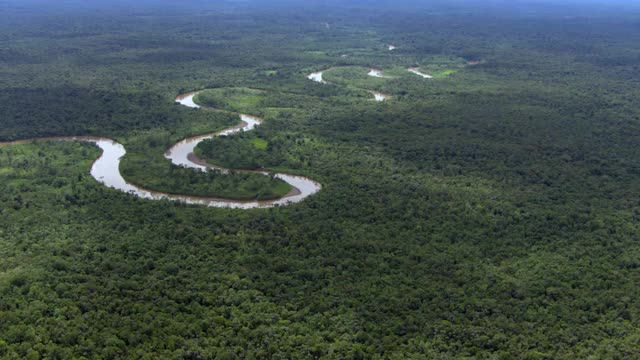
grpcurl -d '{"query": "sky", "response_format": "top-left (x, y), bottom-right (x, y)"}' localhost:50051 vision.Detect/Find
top-left (2, 0), bottom-right (639, 15)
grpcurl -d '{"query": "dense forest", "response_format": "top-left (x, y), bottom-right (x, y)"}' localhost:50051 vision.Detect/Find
top-left (2, 0), bottom-right (640, 358)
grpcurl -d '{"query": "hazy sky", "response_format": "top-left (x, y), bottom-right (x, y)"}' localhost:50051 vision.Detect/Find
top-left (2, 0), bottom-right (639, 16)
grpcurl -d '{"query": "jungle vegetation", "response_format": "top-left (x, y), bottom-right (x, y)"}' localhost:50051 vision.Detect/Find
top-left (1, 0), bottom-right (640, 358)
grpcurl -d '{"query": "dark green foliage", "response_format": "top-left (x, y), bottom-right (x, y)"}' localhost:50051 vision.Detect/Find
top-left (1, 1), bottom-right (640, 358)
top-left (118, 120), bottom-right (293, 200)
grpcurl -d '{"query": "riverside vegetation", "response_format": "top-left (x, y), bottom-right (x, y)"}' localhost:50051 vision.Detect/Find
top-left (1, 0), bottom-right (640, 358)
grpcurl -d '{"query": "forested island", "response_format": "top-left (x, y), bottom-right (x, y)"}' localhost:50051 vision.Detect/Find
top-left (1, 0), bottom-right (640, 358)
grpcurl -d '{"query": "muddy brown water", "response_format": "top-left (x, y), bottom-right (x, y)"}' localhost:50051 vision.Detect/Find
top-left (0, 91), bottom-right (322, 209)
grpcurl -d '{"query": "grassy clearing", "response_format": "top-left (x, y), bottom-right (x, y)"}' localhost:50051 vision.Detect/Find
top-left (433, 69), bottom-right (457, 77)
top-left (409, 55), bottom-right (468, 78)
top-left (194, 87), bottom-right (266, 115)
top-left (323, 66), bottom-right (387, 87)
top-left (319, 66), bottom-right (396, 99)
top-left (250, 138), bottom-right (268, 150)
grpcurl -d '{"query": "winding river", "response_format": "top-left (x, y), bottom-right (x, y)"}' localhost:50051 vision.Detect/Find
top-left (4, 59), bottom-right (409, 208)
top-left (307, 71), bottom-right (326, 84)
top-left (367, 68), bottom-right (389, 78)
top-left (408, 67), bottom-right (433, 78)
top-left (308, 68), bottom-right (390, 101)
top-left (0, 92), bottom-right (322, 209)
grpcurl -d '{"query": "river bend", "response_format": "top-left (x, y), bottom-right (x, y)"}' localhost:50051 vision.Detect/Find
top-left (1, 92), bottom-right (322, 209)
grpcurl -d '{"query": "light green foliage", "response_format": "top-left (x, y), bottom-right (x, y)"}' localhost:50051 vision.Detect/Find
top-left (195, 87), bottom-right (266, 115)
top-left (250, 138), bottom-right (269, 150)
top-left (1, 1), bottom-right (640, 358)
